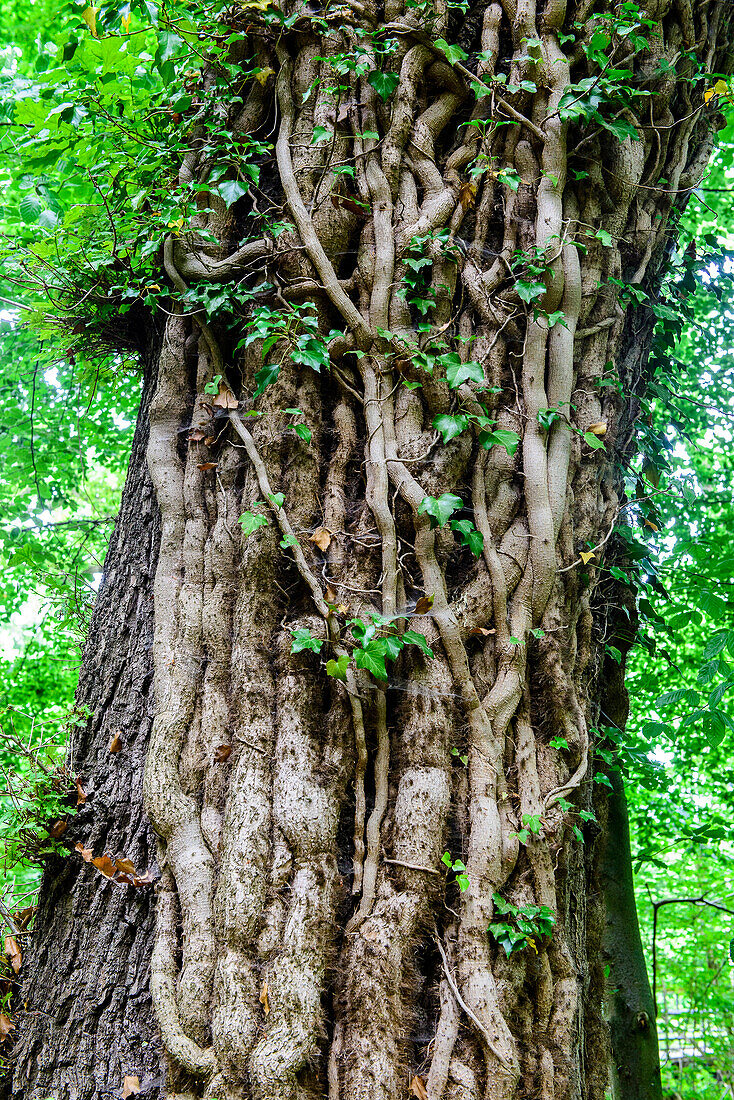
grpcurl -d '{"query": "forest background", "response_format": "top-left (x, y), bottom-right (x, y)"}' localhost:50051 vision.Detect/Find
top-left (0, 0), bottom-right (733, 1096)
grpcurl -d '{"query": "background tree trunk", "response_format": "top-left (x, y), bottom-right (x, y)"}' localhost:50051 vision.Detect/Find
top-left (4, 365), bottom-right (166, 1100)
top-left (6, 2), bottom-right (733, 1099)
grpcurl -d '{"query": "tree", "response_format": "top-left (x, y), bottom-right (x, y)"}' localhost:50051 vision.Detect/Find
top-left (2, 0), bottom-right (733, 1098)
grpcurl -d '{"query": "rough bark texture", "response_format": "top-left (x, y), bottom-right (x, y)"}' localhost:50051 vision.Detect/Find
top-left (3, 365), bottom-right (166, 1100)
top-left (6, 1), bottom-right (734, 1098)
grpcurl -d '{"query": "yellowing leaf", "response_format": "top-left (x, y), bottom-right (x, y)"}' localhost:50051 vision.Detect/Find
top-left (644, 519), bottom-right (660, 532)
top-left (587, 422), bottom-right (607, 436)
top-left (260, 980), bottom-right (270, 1015)
top-left (255, 66), bottom-right (275, 86)
top-left (122, 1076), bottom-right (141, 1098)
top-left (110, 733), bottom-right (123, 753)
top-left (458, 181), bottom-right (477, 211)
top-left (81, 6), bottom-right (98, 36)
top-left (414, 594), bottom-right (434, 616)
top-left (579, 550), bottom-right (596, 564)
top-left (121, 10), bottom-right (131, 31)
top-left (705, 79), bottom-right (729, 103)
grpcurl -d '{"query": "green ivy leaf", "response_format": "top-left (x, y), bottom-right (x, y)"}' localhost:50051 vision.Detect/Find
top-left (478, 428), bottom-right (520, 456)
top-left (432, 413), bottom-right (470, 443)
top-left (290, 628), bottom-right (323, 654)
top-left (450, 518), bottom-right (484, 557)
top-left (215, 179), bottom-right (249, 207)
top-left (239, 511), bottom-right (269, 537)
top-left (418, 492), bottom-right (463, 528)
top-left (326, 654), bottom-right (350, 680)
top-left (367, 70), bottom-right (399, 100)
top-left (583, 431), bottom-right (606, 450)
top-left (354, 644), bottom-right (388, 681)
top-left (434, 37), bottom-right (468, 66)
top-left (443, 354), bottom-right (484, 389)
top-left (402, 630), bottom-right (434, 659)
top-left (254, 363), bottom-right (280, 398)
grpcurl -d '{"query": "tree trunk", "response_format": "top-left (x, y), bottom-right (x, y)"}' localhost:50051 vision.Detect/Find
top-left (6, 2), bottom-right (733, 1099)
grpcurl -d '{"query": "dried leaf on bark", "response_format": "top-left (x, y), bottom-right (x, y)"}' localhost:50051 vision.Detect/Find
top-left (0, 1013), bottom-right (15, 1041)
top-left (587, 422), bottom-right (607, 436)
top-left (414, 594), bottom-right (434, 615)
top-left (469, 626), bottom-right (495, 637)
top-left (410, 1076), bottom-right (428, 1100)
top-left (76, 842), bottom-right (94, 861)
top-left (197, 462), bottom-right (218, 471)
top-left (109, 733), bottom-right (123, 753)
top-left (259, 980), bottom-right (270, 1015)
top-left (92, 855), bottom-right (117, 879)
top-left (122, 1075), bottom-right (141, 1097)
top-left (212, 387), bottom-right (239, 409)
top-left (48, 819), bottom-right (68, 838)
top-left (75, 777), bottom-right (87, 805)
top-left (114, 858), bottom-right (136, 875)
top-left (214, 743), bottom-right (232, 762)
top-left (4, 936), bottom-right (21, 974)
top-left (310, 527), bottom-right (332, 551)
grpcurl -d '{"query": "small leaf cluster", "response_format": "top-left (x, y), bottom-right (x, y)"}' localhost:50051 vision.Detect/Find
top-left (489, 893), bottom-right (556, 956)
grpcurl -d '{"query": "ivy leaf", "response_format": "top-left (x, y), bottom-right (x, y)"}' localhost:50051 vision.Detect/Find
top-left (290, 628), bottom-right (323, 654)
top-left (450, 518), bottom-right (484, 557)
top-left (402, 630), bottom-right (434, 659)
top-left (268, 492), bottom-right (285, 508)
top-left (215, 179), bottom-right (249, 207)
top-left (599, 115), bottom-right (640, 142)
top-left (326, 654), bottom-right (350, 680)
top-left (294, 424), bottom-right (312, 443)
top-left (418, 493), bottom-right (463, 528)
top-left (517, 279), bottom-right (546, 304)
top-left (239, 511), bottom-right (269, 537)
top-left (311, 125), bottom-right (332, 143)
top-left (478, 428), bottom-right (520, 456)
top-left (354, 644), bottom-right (388, 680)
top-left (367, 70), bottom-right (399, 100)
top-left (432, 413), bottom-right (469, 443)
top-left (443, 354), bottom-right (484, 389)
top-left (254, 363), bottom-right (280, 398)
top-left (434, 37), bottom-right (468, 66)
top-left (583, 431), bottom-right (606, 450)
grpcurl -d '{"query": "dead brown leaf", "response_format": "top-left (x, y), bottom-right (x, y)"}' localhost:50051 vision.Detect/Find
top-left (188, 429), bottom-right (206, 442)
top-left (214, 744), bottom-right (232, 762)
top-left (15, 907), bottom-right (35, 931)
top-left (75, 778), bottom-right (87, 806)
top-left (310, 527), bottom-right (332, 552)
top-left (48, 819), bottom-right (68, 839)
top-left (212, 387), bottom-right (239, 409)
top-left (458, 180), bottom-right (478, 211)
top-left (587, 422), bottom-right (607, 436)
top-left (76, 842), bottom-right (94, 862)
top-left (197, 462), bottom-right (218, 471)
top-left (132, 869), bottom-right (156, 887)
top-left (122, 1075), bottom-right (141, 1098)
top-left (325, 585), bottom-right (337, 604)
top-left (114, 858), bottom-right (136, 876)
top-left (260, 980), bottom-right (270, 1016)
top-left (4, 936), bottom-right (21, 974)
top-left (91, 855), bottom-right (117, 880)
top-left (109, 734), bottom-right (123, 754)
top-left (0, 1013), bottom-right (15, 1041)
top-left (410, 1076), bottom-right (428, 1100)
top-left (414, 594), bottom-right (434, 616)
top-left (469, 626), bottom-right (496, 637)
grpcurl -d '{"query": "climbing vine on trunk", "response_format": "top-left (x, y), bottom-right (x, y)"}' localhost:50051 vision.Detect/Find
top-left (5, 0), bottom-right (734, 1097)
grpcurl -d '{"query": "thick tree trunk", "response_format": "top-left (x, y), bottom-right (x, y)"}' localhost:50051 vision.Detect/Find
top-left (4, 365), bottom-right (166, 1100)
top-left (6, 2), bottom-right (733, 1099)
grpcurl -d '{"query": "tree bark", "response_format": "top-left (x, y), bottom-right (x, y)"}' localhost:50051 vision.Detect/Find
top-left (4, 364), bottom-right (166, 1100)
top-left (6, 2), bottom-right (733, 1099)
